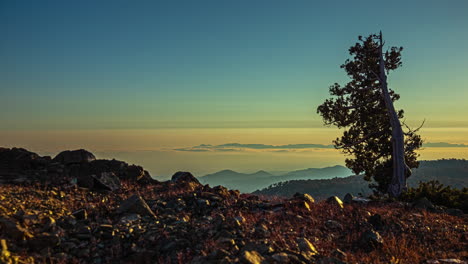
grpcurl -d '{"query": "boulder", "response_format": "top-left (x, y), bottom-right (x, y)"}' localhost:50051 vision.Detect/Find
top-left (293, 192), bottom-right (315, 203)
top-left (92, 172), bottom-right (121, 191)
top-left (240, 250), bottom-right (264, 264)
top-left (359, 229), bottom-right (384, 251)
top-left (326, 196), bottom-right (344, 209)
top-left (117, 194), bottom-right (156, 218)
top-left (53, 149), bottom-right (96, 165)
top-left (446, 208), bottom-right (463, 217)
top-left (325, 220), bottom-right (343, 230)
top-left (343, 193), bottom-right (354, 204)
top-left (368, 214), bottom-right (385, 230)
top-left (71, 209), bottom-right (87, 220)
top-left (412, 197), bottom-right (435, 210)
top-left (0, 147), bottom-right (50, 184)
top-left (297, 237), bottom-right (318, 257)
top-left (171, 171), bottom-right (201, 191)
top-left (28, 233), bottom-right (60, 251)
top-left (0, 217), bottom-right (34, 241)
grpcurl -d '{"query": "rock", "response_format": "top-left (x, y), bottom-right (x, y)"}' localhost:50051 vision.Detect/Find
top-left (437, 259), bottom-right (466, 264)
top-left (446, 208), bottom-right (463, 217)
top-left (326, 196), bottom-right (344, 209)
top-left (368, 214), bottom-right (384, 230)
top-left (352, 197), bottom-right (371, 204)
top-left (117, 194), bottom-right (156, 218)
top-left (359, 230), bottom-right (384, 251)
top-left (42, 216), bottom-right (56, 232)
top-left (53, 149), bottom-right (96, 165)
top-left (28, 233), bottom-right (60, 250)
top-left (74, 225), bottom-right (92, 240)
top-left (91, 172), bottom-right (120, 191)
top-left (343, 193), bottom-right (354, 204)
top-left (297, 237), bottom-right (318, 257)
top-left (1, 239), bottom-right (14, 264)
top-left (240, 250), bottom-right (264, 264)
top-left (325, 220), bottom-right (343, 230)
top-left (0, 147), bottom-right (49, 184)
top-left (316, 257), bottom-right (348, 264)
top-left (293, 192), bottom-right (315, 203)
top-left (272, 252), bottom-right (295, 263)
top-left (212, 185), bottom-right (231, 198)
top-left (171, 171), bottom-right (201, 190)
top-left (72, 209), bottom-right (87, 220)
top-left (233, 216), bottom-right (246, 226)
top-left (196, 199), bottom-right (210, 208)
top-left (125, 165), bottom-right (154, 183)
top-left (254, 224), bottom-right (270, 237)
top-left (412, 197), bottom-right (434, 210)
top-left (426, 260), bottom-right (467, 264)
top-left (0, 217), bottom-right (33, 240)
top-left (98, 224), bottom-right (115, 239)
top-left (331, 248), bottom-right (347, 260)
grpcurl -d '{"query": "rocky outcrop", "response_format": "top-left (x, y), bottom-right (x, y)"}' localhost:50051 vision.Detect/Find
top-left (171, 171), bottom-right (201, 191)
top-left (0, 147), bottom-right (51, 184)
top-left (53, 149), bottom-right (96, 165)
top-left (0, 147), bottom-right (156, 189)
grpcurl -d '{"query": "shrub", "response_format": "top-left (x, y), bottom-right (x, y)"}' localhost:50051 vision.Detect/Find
top-left (401, 180), bottom-right (468, 212)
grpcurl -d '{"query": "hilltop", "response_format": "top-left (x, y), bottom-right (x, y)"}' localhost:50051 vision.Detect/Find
top-left (0, 148), bottom-right (466, 264)
top-left (199, 166), bottom-right (352, 193)
top-left (254, 160), bottom-right (468, 200)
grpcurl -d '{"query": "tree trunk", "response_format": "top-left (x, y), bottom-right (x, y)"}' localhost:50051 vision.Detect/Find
top-left (378, 32), bottom-right (407, 197)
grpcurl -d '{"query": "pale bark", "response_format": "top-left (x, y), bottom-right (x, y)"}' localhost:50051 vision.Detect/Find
top-left (377, 32), bottom-right (407, 197)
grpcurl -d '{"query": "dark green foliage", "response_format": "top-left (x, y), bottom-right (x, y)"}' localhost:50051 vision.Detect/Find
top-left (317, 34), bottom-right (423, 193)
top-left (402, 180), bottom-right (468, 212)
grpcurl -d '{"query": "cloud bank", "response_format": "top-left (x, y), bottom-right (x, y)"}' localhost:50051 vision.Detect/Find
top-left (423, 142), bottom-right (468, 148)
top-left (174, 142), bottom-right (468, 152)
top-left (175, 143), bottom-right (335, 152)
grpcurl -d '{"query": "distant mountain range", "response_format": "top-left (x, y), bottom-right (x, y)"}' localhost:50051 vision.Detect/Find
top-left (253, 159), bottom-right (468, 199)
top-left (198, 165), bottom-right (352, 192)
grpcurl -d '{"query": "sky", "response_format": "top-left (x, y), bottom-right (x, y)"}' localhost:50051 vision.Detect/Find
top-left (1, 1), bottom-right (468, 178)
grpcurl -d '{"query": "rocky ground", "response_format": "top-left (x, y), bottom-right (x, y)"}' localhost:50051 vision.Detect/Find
top-left (0, 148), bottom-right (467, 264)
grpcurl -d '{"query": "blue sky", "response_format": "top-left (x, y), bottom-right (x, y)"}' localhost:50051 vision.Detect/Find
top-left (1, 1), bottom-right (468, 175)
top-left (2, 1), bottom-right (468, 130)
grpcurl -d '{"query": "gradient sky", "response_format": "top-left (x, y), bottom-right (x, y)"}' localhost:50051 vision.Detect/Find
top-left (1, 1), bottom-right (468, 177)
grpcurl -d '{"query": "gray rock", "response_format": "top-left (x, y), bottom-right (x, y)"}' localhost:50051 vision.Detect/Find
top-left (72, 209), bottom-right (87, 220)
top-left (53, 149), bottom-right (96, 165)
top-left (172, 171), bottom-right (197, 182)
top-left (325, 220), bottom-right (343, 230)
top-left (0, 217), bottom-right (33, 240)
top-left (359, 229), bottom-right (384, 251)
top-left (293, 192), bottom-right (315, 203)
top-left (28, 233), bottom-right (60, 250)
top-left (297, 237), bottom-right (318, 256)
top-left (92, 172), bottom-right (121, 191)
top-left (117, 194), bottom-right (156, 218)
top-left (240, 250), bottom-right (264, 264)
top-left (446, 208), bottom-right (463, 217)
top-left (343, 193), bottom-right (354, 204)
top-left (326, 196), bottom-right (344, 209)
top-left (412, 197), bottom-right (435, 210)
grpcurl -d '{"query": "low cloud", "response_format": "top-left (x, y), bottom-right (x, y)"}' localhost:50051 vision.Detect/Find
top-left (174, 142), bottom-right (468, 153)
top-left (423, 142), bottom-right (468, 148)
top-left (174, 143), bottom-right (334, 152)
top-left (173, 148), bottom-right (210, 152)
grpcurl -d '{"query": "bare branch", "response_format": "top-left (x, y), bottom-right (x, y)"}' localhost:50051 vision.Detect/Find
top-left (402, 119), bottom-right (425, 134)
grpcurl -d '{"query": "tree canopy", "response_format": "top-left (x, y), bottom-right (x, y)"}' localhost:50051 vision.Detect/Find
top-left (317, 33), bottom-right (423, 194)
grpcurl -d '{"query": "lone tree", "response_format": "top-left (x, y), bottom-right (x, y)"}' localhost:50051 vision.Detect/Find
top-left (317, 32), bottom-right (423, 197)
